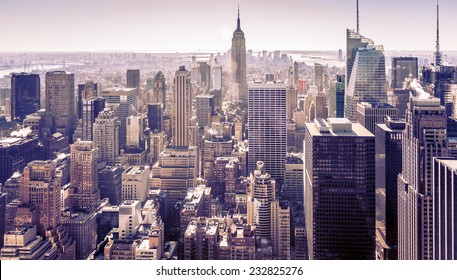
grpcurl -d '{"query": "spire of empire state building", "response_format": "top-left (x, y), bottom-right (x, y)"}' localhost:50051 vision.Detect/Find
top-left (236, 5), bottom-right (241, 31)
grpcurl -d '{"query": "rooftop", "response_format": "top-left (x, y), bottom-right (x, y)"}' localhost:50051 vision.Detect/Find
top-left (285, 154), bottom-right (303, 164)
top-left (0, 136), bottom-right (37, 148)
top-left (124, 165), bottom-right (149, 176)
top-left (436, 158), bottom-right (457, 171)
top-left (306, 118), bottom-right (374, 137)
top-left (357, 102), bottom-right (395, 109)
top-left (248, 82), bottom-right (287, 89)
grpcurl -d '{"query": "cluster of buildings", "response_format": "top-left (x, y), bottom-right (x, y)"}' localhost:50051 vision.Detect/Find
top-left (1, 3), bottom-right (457, 261)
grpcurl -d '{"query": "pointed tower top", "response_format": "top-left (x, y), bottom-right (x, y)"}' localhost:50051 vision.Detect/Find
top-left (236, 5), bottom-right (241, 31)
top-left (356, 0), bottom-right (360, 34)
top-left (435, 0), bottom-right (442, 66)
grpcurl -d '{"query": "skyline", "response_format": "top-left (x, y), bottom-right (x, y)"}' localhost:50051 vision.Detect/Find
top-left (1, 0), bottom-right (457, 52)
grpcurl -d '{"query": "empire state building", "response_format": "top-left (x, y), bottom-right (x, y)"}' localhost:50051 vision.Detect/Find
top-left (231, 8), bottom-right (247, 101)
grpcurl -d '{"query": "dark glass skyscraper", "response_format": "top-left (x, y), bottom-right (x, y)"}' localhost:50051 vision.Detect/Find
top-left (11, 73), bottom-right (40, 120)
top-left (304, 118), bottom-right (376, 260)
top-left (82, 97), bottom-right (105, 141)
top-left (392, 57), bottom-right (418, 89)
top-left (77, 81), bottom-right (98, 120)
top-left (127, 69), bottom-right (141, 92)
top-left (147, 103), bottom-right (163, 132)
top-left (375, 118), bottom-right (405, 260)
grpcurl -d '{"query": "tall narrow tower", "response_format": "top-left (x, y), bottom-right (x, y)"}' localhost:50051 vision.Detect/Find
top-left (172, 66), bottom-right (192, 146)
top-left (356, 0), bottom-right (360, 34)
top-left (231, 7), bottom-right (247, 101)
top-left (434, 1), bottom-right (442, 66)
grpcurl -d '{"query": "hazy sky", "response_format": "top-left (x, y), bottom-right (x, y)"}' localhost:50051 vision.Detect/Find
top-left (0, 0), bottom-right (456, 52)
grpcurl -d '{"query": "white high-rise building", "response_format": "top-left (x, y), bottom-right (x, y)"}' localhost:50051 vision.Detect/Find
top-left (93, 108), bottom-right (120, 163)
top-left (247, 161), bottom-right (275, 240)
top-left (248, 82), bottom-right (287, 180)
top-left (432, 157), bottom-right (457, 260)
top-left (213, 65), bottom-right (222, 91)
top-left (122, 166), bottom-right (151, 203)
top-left (172, 66), bottom-right (192, 146)
top-left (398, 96), bottom-right (447, 260)
top-left (119, 200), bottom-right (142, 241)
top-left (126, 115), bottom-right (145, 148)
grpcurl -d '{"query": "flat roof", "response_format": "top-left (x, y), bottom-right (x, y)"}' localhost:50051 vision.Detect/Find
top-left (306, 119), bottom-right (374, 137)
top-left (248, 82), bottom-right (287, 89)
top-left (437, 158), bottom-right (457, 170)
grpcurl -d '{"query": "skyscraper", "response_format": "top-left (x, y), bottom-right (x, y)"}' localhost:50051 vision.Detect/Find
top-left (398, 94), bottom-right (447, 260)
top-left (345, 44), bottom-right (387, 121)
top-left (0, 134), bottom-right (42, 185)
top-left (77, 81), bottom-right (98, 120)
top-left (304, 118), bottom-right (375, 260)
top-left (126, 115), bottom-right (146, 148)
top-left (293, 61), bottom-right (299, 86)
top-left (202, 130), bottom-right (233, 183)
top-left (392, 57), bottom-right (418, 89)
top-left (314, 63), bottom-right (325, 91)
top-left (247, 161), bottom-right (275, 240)
top-left (196, 95), bottom-right (214, 128)
top-left (151, 71), bottom-right (166, 110)
top-left (283, 155), bottom-right (304, 203)
top-left (118, 200), bottom-right (142, 241)
top-left (45, 71), bottom-right (76, 136)
top-left (19, 160), bottom-right (61, 236)
top-left (271, 200), bottom-right (290, 260)
top-left (213, 65), bottom-right (222, 91)
top-left (98, 165), bottom-right (122, 206)
top-left (127, 69), bottom-right (141, 92)
top-left (69, 140), bottom-right (100, 211)
top-left (346, 29), bottom-right (374, 87)
top-left (356, 102), bottom-right (398, 135)
top-left (172, 66), bottom-right (192, 146)
top-left (329, 75), bottom-right (345, 118)
top-left (197, 62), bottom-right (211, 92)
top-left (287, 87), bottom-right (298, 120)
top-left (231, 7), bottom-right (247, 101)
top-left (432, 157), bottom-right (457, 260)
top-left (150, 146), bottom-right (197, 239)
top-left (122, 166), bottom-right (150, 203)
top-left (82, 97), bottom-right (105, 141)
top-left (150, 146), bottom-right (197, 206)
top-left (93, 108), bottom-right (120, 164)
top-left (101, 86), bottom-right (138, 148)
top-left (248, 83), bottom-right (287, 181)
top-left (61, 212), bottom-right (97, 260)
top-left (375, 118), bottom-right (405, 260)
top-left (11, 73), bottom-right (40, 121)
top-left (147, 103), bottom-right (163, 132)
